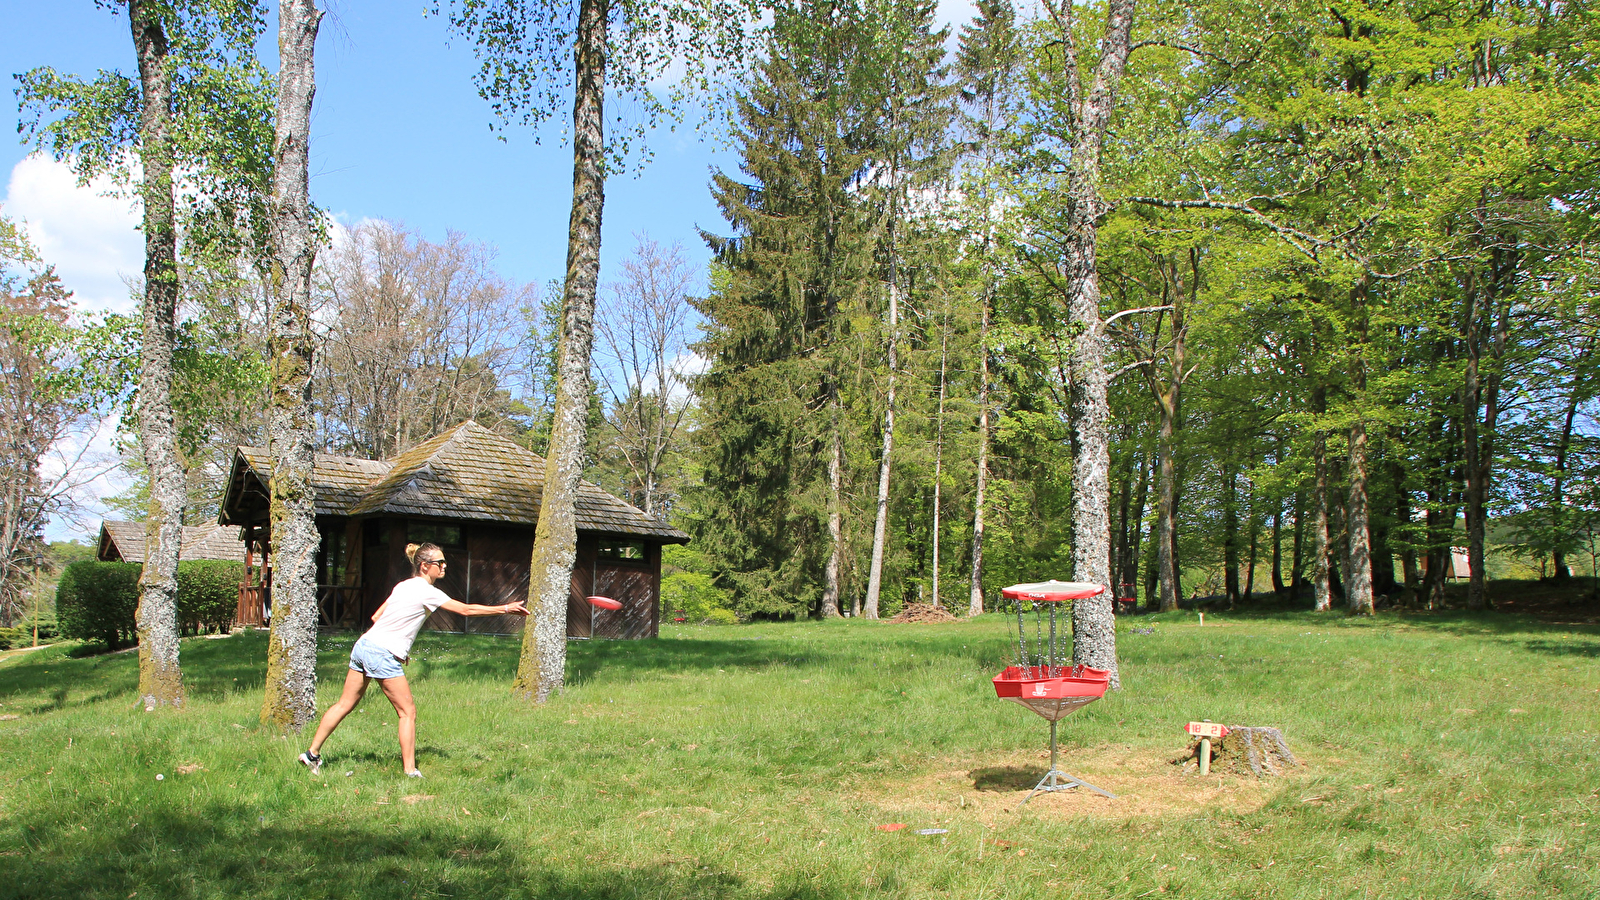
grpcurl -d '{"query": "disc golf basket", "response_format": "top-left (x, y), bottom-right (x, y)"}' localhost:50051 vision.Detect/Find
top-left (992, 580), bottom-right (1115, 803)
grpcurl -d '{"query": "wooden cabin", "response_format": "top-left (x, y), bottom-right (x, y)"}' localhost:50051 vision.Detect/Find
top-left (217, 420), bottom-right (689, 639)
top-left (97, 521), bottom-right (244, 563)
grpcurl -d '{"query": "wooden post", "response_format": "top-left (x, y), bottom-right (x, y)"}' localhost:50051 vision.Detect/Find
top-left (1199, 737), bottom-right (1212, 775)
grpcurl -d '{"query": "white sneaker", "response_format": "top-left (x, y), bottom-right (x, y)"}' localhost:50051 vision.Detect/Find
top-left (405, 769), bottom-right (424, 778)
top-left (298, 751), bottom-right (322, 773)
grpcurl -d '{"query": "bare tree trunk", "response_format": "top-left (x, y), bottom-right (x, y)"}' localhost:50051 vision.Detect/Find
top-left (1127, 442), bottom-right (1149, 597)
top-left (514, 0), bottom-right (605, 701)
top-left (864, 277), bottom-right (902, 614)
top-left (1311, 386), bottom-right (1332, 612)
top-left (1346, 417), bottom-right (1373, 615)
top-left (1345, 277), bottom-right (1374, 616)
top-left (930, 310), bottom-right (951, 610)
top-left (260, 0), bottom-right (323, 731)
top-left (1289, 489), bottom-right (1304, 596)
top-left (1463, 248), bottom-right (1514, 611)
top-left (1244, 488), bottom-right (1258, 601)
top-left (130, 0), bottom-right (184, 711)
top-left (1052, 0), bottom-right (1137, 688)
top-left (1154, 391), bottom-right (1180, 613)
top-left (968, 284), bottom-right (993, 617)
top-left (864, 183), bottom-right (903, 620)
top-left (1111, 434), bottom-right (1135, 602)
top-left (1223, 461), bottom-right (1241, 606)
top-left (821, 419), bottom-right (844, 618)
top-left (1270, 504), bottom-right (1285, 594)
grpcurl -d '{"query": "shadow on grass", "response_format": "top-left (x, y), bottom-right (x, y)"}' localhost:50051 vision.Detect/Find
top-left (969, 766), bottom-right (1043, 793)
top-left (8, 800), bottom-right (848, 900)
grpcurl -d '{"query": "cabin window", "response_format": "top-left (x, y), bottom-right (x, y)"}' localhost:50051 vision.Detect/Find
top-left (596, 540), bottom-right (646, 561)
top-left (408, 522), bottom-right (463, 547)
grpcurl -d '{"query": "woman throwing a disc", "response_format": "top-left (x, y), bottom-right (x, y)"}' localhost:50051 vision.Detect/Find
top-left (299, 541), bottom-right (528, 777)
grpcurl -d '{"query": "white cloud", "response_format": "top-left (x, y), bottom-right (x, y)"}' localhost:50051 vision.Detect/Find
top-left (4, 153), bottom-right (143, 315)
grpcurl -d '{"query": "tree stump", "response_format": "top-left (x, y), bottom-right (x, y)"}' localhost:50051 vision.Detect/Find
top-left (1191, 726), bottom-right (1298, 777)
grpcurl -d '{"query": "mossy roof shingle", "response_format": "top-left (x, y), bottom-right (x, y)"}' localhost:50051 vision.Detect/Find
top-left (98, 521), bottom-right (245, 563)
top-left (234, 421), bottom-right (686, 542)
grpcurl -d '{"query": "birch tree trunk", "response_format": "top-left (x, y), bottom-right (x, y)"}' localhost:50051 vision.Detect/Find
top-left (968, 275), bottom-right (993, 617)
top-left (930, 311), bottom-right (951, 610)
top-left (1052, 0), bottom-right (1138, 688)
top-left (260, 0), bottom-right (323, 731)
top-left (130, 0), bottom-right (184, 711)
top-left (515, 0), bottom-right (606, 700)
top-left (821, 418), bottom-right (844, 619)
top-left (864, 179), bottom-right (902, 620)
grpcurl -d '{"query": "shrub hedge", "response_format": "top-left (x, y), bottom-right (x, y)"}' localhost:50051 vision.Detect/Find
top-left (176, 560), bottom-right (243, 634)
top-left (0, 623), bottom-right (60, 651)
top-left (56, 561), bottom-right (141, 650)
top-left (661, 571), bottom-right (738, 624)
top-left (56, 559), bottom-right (246, 649)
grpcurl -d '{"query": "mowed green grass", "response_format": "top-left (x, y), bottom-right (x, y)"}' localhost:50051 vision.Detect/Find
top-left (0, 608), bottom-right (1596, 899)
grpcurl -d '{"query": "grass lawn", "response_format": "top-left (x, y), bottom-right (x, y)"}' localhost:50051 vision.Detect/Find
top-left (0, 607), bottom-right (1596, 899)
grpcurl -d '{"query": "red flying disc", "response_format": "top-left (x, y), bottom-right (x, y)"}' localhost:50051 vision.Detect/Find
top-left (586, 595), bottom-right (622, 610)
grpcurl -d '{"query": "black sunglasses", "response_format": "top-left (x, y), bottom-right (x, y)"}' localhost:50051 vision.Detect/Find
top-left (424, 558), bottom-right (447, 568)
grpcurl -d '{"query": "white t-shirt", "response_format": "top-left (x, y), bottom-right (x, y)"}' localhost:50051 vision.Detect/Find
top-left (363, 577), bottom-right (450, 660)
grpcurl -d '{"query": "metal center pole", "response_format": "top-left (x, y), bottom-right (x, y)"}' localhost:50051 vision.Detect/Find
top-left (1048, 603), bottom-right (1057, 672)
top-left (1049, 719), bottom-right (1059, 787)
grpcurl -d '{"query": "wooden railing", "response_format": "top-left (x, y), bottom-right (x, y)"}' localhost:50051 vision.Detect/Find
top-left (318, 585), bottom-right (364, 629)
top-left (236, 584), bottom-right (269, 627)
top-left (235, 583), bottom-right (362, 629)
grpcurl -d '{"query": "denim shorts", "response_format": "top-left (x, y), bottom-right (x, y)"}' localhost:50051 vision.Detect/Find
top-left (349, 637), bottom-right (405, 680)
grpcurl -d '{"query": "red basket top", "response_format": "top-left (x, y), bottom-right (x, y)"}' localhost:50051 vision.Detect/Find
top-left (1000, 580), bottom-right (1105, 603)
top-left (991, 665), bottom-right (1110, 700)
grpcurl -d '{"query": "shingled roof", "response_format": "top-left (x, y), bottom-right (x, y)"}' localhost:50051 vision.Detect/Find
top-left (98, 521), bottom-right (245, 563)
top-left (232, 448), bottom-right (393, 517)
top-left (224, 421), bottom-right (687, 543)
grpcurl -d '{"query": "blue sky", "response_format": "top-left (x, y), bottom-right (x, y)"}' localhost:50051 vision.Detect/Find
top-left (2, 0), bottom-right (978, 539)
top-left (3, 0), bottom-right (980, 313)
top-left (1, 1), bottom-right (757, 312)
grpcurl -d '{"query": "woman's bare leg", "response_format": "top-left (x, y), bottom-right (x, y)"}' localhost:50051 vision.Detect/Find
top-left (379, 675), bottom-right (419, 773)
top-left (309, 667), bottom-right (370, 756)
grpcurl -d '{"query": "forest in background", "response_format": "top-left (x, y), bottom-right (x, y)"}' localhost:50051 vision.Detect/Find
top-left (4, 0), bottom-right (1598, 629)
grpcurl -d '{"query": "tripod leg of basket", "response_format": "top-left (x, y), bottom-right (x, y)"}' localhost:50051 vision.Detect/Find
top-left (1019, 721), bottom-right (1117, 804)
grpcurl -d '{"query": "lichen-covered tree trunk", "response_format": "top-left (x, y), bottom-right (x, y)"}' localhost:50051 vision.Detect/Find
top-left (1058, 0), bottom-right (1137, 689)
top-left (514, 0), bottom-right (606, 702)
top-left (260, 0), bottom-right (323, 732)
top-left (130, 0), bottom-right (185, 711)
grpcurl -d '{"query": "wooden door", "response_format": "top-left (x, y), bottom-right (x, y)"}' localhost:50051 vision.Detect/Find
top-left (464, 526), bottom-right (533, 635)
